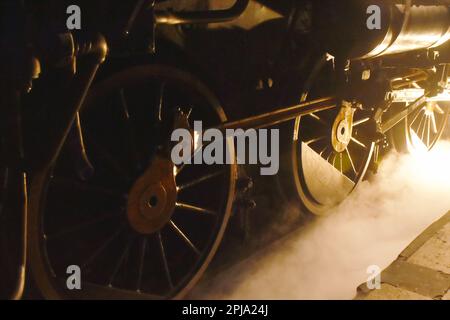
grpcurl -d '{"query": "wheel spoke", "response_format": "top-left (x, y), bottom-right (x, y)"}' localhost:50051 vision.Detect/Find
top-left (410, 108), bottom-right (422, 127)
top-left (119, 88), bottom-right (131, 119)
top-left (82, 225), bottom-right (125, 269)
top-left (319, 145), bottom-right (329, 156)
top-left (157, 82), bottom-right (166, 122)
top-left (136, 238), bottom-right (147, 292)
top-left (431, 111), bottom-right (438, 134)
top-left (374, 144), bottom-right (380, 164)
top-left (413, 111), bottom-right (425, 136)
top-left (168, 220), bottom-right (200, 255)
top-left (308, 113), bottom-right (327, 125)
top-left (177, 170), bottom-right (224, 191)
top-left (325, 150), bottom-right (333, 162)
top-left (46, 212), bottom-right (122, 240)
top-left (434, 103), bottom-right (445, 115)
top-left (120, 89), bottom-right (143, 170)
top-left (350, 137), bottom-right (367, 149)
top-left (175, 147), bottom-right (204, 177)
top-left (108, 235), bottom-right (135, 286)
top-left (86, 132), bottom-right (132, 183)
top-left (176, 202), bottom-right (217, 215)
top-left (305, 136), bottom-right (326, 146)
top-left (345, 148), bottom-right (357, 175)
top-left (420, 115), bottom-right (427, 142)
top-left (157, 231), bottom-right (174, 289)
top-left (331, 152), bottom-right (337, 166)
top-left (353, 117), bottom-right (370, 127)
top-left (175, 164), bottom-right (185, 177)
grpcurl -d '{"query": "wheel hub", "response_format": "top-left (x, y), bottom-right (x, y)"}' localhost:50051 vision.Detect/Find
top-left (332, 103), bottom-right (355, 153)
top-left (127, 155), bottom-right (177, 235)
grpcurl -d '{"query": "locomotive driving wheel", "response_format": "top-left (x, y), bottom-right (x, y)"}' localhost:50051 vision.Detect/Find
top-left (289, 54), bottom-right (375, 215)
top-left (29, 65), bottom-right (236, 299)
top-left (404, 101), bottom-right (450, 152)
top-left (389, 73), bottom-right (450, 153)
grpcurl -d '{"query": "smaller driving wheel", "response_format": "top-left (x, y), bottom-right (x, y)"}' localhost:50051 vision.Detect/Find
top-left (391, 100), bottom-right (449, 153)
top-left (387, 68), bottom-right (449, 153)
top-left (290, 54), bottom-right (375, 215)
top-left (29, 64), bottom-right (236, 299)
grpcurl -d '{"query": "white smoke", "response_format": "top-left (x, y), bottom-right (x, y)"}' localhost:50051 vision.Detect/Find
top-left (192, 141), bottom-right (450, 300)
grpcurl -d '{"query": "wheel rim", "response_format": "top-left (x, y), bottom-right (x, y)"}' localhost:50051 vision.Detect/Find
top-left (0, 167), bottom-right (8, 220)
top-left (0, 137), bottom-right (12, 298)
top-left (0, 166), bottom-right (9, 297)
top-left (292, 55), bottom-right (374, 215)
top-left (30, 65), bottom-right (236, 299)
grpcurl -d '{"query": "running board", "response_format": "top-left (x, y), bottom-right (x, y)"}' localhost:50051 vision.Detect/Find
top-left (392, 88), bottom-right (450, 103)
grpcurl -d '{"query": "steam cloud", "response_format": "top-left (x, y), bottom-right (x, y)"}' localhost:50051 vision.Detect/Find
top-left (192, 141), bottom-right (450, 300)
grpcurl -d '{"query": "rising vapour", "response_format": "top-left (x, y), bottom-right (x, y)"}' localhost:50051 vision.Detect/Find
top-left (192, 141), bottom-right (450, 300)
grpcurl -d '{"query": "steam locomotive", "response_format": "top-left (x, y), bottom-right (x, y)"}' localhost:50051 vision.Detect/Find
top-left (0, 0), bottom-right (449, 299)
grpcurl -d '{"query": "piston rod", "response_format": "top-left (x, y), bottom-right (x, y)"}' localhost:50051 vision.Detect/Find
top-left (380, 94), bottom-right (429, 134)
top-left (216, 97), bottom-right (336, 131)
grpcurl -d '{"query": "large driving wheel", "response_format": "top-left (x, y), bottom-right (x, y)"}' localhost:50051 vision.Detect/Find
top-left (29, 65), bottom-right (236, 299)
top-left (290, 55), bottom-right (375, 215)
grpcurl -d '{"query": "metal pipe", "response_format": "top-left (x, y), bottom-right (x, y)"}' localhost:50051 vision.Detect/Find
top-left (216, 97), bottom-right (336, 131)
top-left (380, 94), bottom-right (429, 134)
top-left (154, 0), bottom-right (249, 25)
top-left (391, 71), bottom-right (430, 89)
top-left (38, 33), bottom-right (108, 171)
top-left (124, 0), bottom-right (147, 35)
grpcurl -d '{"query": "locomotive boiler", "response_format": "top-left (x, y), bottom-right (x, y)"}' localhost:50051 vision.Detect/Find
top-left (314, 0), bottom-right (450, 60)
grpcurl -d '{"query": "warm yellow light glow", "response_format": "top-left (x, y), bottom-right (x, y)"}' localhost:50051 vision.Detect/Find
top-left (407, 137), bottom-right (450, 183)
top-left (408, 129), bottom-right (429, 154)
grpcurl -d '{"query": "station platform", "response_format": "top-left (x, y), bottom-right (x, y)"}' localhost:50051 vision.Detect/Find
top-left (356, 211), bottom-right (450, 300)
